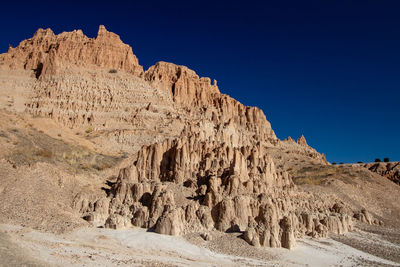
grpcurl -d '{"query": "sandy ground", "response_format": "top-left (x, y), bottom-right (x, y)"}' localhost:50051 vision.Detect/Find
top-left (332, 224), bottom-right (400, 263)
top-left (0, 224), bottom-right (399, 267)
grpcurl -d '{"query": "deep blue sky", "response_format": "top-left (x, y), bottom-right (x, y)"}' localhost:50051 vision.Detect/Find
top-left (1, 0), bottom-right (399, 163)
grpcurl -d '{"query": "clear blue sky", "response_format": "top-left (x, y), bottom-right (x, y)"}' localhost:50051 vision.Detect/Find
top-left (1, 0), bottom-right (399, 163)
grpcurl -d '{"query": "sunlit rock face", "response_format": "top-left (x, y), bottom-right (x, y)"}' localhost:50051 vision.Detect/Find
top-left (0, 25), bottom-right (143, 77)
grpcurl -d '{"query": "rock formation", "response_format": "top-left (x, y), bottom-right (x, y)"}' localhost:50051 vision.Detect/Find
top-left (0, 25), bottom-right (143, 77)
top-left (1, 26), bottom-right (278, 154)
top-left (73, 128), bottom-right (368, 249)
top-left (297, 135), bottom-right (308, 146)
top-left (0, 26), bottom-right (379, 249)
top-left (144, 61), bottom-right (277, 145)
top-left (144, 61), bottom-right (219, 106)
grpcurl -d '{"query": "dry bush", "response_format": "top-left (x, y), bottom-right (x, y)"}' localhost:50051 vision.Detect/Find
top-left (85, 126), bottom-right (93, 134)
top-left (37, 149), bottom-right (53, 158)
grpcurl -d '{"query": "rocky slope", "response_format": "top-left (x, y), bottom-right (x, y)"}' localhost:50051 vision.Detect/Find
top-left (362, 162), bottom-right (400, 185)
top-left (0, 26), bottom-right (392, 250)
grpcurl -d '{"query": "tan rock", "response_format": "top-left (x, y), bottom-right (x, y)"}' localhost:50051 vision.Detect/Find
top-left (154, 208), bottom-right (185, 236)
top-left (200, 232), bottom-right (212, 241)
top-left (244, 227), bottom-right (260, 247)
top-left (144, 61), bottom-right (219, 106)
top-left (297, 135), bottom-right (308, 146)
top-left (354, 209), bottom-right (374, 225)
top-left (280, 216), bottom-right (296, 249)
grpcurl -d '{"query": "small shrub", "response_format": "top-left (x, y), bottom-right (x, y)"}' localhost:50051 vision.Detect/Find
top-left (339, 162), bottom-right (344, 165)
top-left (357, 161), bottom-right (363, 164)
top-left (374, 158), bottom-right (382, 162)
top-left (37, 149), bottom-right (52, 158)
top-left (85, 126), bottom-right (93, 134)
top-left (109, 69), bottom-right (118, 74)
top-left (384, 157), bottom-right (390, 162)
top-left (332, 162), bottom-right (337, 165)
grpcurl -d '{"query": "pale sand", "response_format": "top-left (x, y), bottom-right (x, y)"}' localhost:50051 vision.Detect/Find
top-left (1, 224), bottom-right (399, 267)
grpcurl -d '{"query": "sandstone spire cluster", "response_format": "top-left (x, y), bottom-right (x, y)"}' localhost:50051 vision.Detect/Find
top-left (0, 26), bottom-right (380, 249)
top-left (74, 131), bottom-right (357, 249)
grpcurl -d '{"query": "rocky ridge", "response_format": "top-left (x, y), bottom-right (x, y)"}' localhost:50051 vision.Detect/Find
top-left (1, 26), bottom-right (143, 77)
top-left (0, 26), bottom-right (380, 249)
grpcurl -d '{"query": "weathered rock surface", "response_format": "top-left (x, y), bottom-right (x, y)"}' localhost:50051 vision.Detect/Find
top-left (144, 61), bottom-right (278, 144)
top-left (0, 26), bottom-right (278, 155)
top-left (144, 61), bottom-right (219, 106)
top-left (297, 135), bottom-right (308, 146)
top-left (73, 130), bottom-right (373, 249)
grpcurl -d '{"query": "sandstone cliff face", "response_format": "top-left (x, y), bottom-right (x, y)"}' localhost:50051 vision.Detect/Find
top-left (0, 25), bottom-right (143, 77)
top-left (1, 26), bottom-right (277, 153)
top-left (0, 29), bottom-right (179, 155)
top-left (144, 61), bottom-right (277, 145)
top-left (144, 61), bottom-right (220, 105)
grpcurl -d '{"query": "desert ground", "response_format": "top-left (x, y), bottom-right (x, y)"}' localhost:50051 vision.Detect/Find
top-left (1, 223), bottom-right (400, 267)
